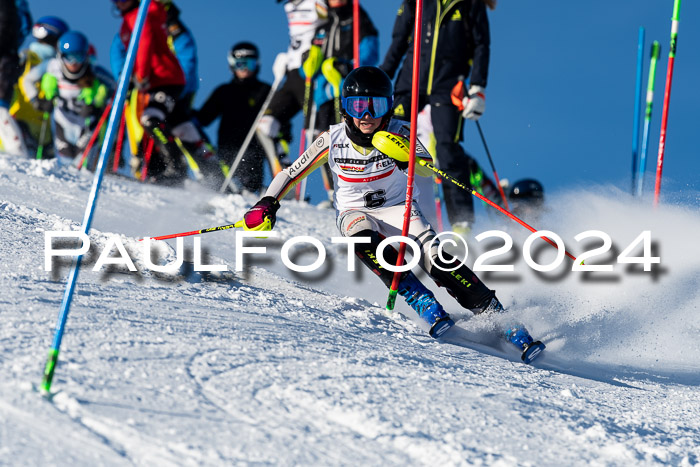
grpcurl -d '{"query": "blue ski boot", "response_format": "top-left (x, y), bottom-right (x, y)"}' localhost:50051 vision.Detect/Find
top-left (398, 273), bottom-right (454, 338)
top-left (505, 325), bottom-right (545, 364)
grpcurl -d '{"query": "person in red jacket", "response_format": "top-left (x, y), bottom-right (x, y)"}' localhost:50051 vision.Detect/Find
top-left (113, 0), bottom-right (189, 185)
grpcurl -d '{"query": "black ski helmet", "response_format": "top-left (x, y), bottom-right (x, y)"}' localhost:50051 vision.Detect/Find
top-left (341, 66), bottom-right (394, 147)
top-left (509, 179), bottom-right (544, 201)
top-left (228, 42), bottom-right (260, 76)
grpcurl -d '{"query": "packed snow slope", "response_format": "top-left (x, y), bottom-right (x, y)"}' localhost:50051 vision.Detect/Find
top-left (1, 153), bottom-right (699, 466)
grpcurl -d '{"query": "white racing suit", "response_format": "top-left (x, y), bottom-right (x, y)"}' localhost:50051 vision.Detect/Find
top-left (263, 118), bottom-right (496, 312)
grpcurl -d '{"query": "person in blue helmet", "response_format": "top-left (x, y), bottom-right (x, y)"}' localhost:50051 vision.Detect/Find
top-left (240, 66), bottom-right (545, 363)
top-left (0, 0), bottom-right (33, 156)
top-left (22, 31), bottom-right (111, 161)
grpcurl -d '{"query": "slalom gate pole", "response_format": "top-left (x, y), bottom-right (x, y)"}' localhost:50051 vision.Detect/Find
top-left (219, 73), bottom-right (285, 193)
top-left (293, 121), bottom-right (307, 200)
top-left (353, 0), bottom-right (360, 68)
top-left (654, 0), bottom-right (682, 206)
top-left (296, 97), bottom-right (316, 202)
top-left (631, 27), bottom-right (645, 194)
top-left (40, 0), bottom-right (153, 394)
top-left (295, 74), bottom-right (314, 201)
top-left (112, 108), bottom-right (127, 173)
top-left (140, 136), bottom-right (154, 181)
top-left (418, 159), bottom-right (578, 262)
top-left (475, 121), bottom-right (509, 210)
top-left (36, 112), bottom-right (49, 160)
top-left (140, 221), bottom-right (242, 241)
top-left (387, 0), bottom-right (424, 311)
top-left (637, 41), bottom-right (661, 197)
top-left (76, 101), bottom-right (113, 170)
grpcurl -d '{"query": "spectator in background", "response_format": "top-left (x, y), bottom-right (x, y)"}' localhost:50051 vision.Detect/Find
top-left (381, 0), bottom-right (494, 234)
top-left (9, 15), bottom-right (69, 159)
top-left (196, 42), bottom-right (276, 193)
top-left (0, 0), bottom-right (32, 156)
top-left (256, 0), bottom-right (328, 153)
top-left (112, 0), bottom-right (189, 185)
top-left (111, 0), bottom-right (212, 185)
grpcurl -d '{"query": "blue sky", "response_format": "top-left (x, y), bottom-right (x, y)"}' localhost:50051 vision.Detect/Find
top-left (25, 0), bottom-right (700, 205)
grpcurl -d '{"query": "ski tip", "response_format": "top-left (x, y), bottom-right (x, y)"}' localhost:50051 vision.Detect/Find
top-left (521, 341), bottom-right (546, 364)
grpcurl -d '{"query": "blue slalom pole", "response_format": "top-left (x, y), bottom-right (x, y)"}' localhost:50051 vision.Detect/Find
top-left (630, 27), bottom-right (644, 194)
top-left (41, 0), bottom-right (153, 394)
top-left (637, 41), bottom-right (661, 197)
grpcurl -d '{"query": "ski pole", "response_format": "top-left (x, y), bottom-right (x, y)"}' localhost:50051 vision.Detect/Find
top-left (36, 112), bottom-right (49, 160)
top-left (41, 0), bottom-right (153, 395)
top-left (353, 0), bottom-right (360, 68)
top-left (637, 41), bottom-right (660, 197)
top-left (293, 125), bottom-right (307, 200)
top-left (112, 107), bottom-right (127, 173)
top-left (140, 221), bottom-right (244, 241)
top-left (219, 56), bottom-right (287, 193)
top-left (174, 137), bottom-right (203, 181)
top-left (387, 0), bottom-right (424, 311)
top-left (475, 121), bottom-right (509, 210)
top-left (434, 175), bottom-right (444, 232)
top-left (296, 97), bottom-right (316, 202)
top-left (418, 159), bottom-right (578, 262)
top-left (76, 101), bottom-right (113, 170)
top-left (654, 0), bottom-right (682, 206)
top-left (140, 135), bottom-right (154, 181)
top-left (631, 27), bottom-right (645, 194)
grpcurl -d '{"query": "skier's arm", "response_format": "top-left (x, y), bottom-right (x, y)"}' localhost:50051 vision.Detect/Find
top-left (109, 33), bottom-right (127, 81)
top-left (239, 132), bottom-right (331, 231)
top-left (264, 131), bottom-right (331, 201)
top-left (468, 0), bottom-right (491, 88)
top-left (372, 130), bottom-right (433, 178)
top-left (21, 59), bottom-right (48, 102)
top-left (173, 32), bottom-right (198, 88)
top-left (379, 1), bottom-right (413, 79)
top-left (133, 6), bottom-right (154, 88)
top-left (194, 85), bottom-right (225, 127)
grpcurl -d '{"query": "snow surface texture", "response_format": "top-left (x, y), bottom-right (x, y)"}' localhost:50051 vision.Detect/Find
top-left (1, 153), bottom-right (699, 466)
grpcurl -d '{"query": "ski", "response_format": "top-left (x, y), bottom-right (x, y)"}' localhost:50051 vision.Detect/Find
top-left (521, 341), bottom-right (546, 364)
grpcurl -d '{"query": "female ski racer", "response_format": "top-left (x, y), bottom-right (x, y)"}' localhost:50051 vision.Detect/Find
top-left (240, 66), bottom-right (544, 363)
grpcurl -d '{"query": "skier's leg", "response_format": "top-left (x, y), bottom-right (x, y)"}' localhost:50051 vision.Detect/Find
top-left (425, 243), bottom-right (545, 361)
top-left (139, 87), bottom-right (187, 183)
top-left (337, 209), bottom-right (453, 337)
top-left (430, 98), bottom-right (475, 228)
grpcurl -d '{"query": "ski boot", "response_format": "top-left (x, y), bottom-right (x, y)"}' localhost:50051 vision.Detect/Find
top-left (398, 273), bottom-right (454, 338)
top-left (504, 325), bottom-right (545, 364)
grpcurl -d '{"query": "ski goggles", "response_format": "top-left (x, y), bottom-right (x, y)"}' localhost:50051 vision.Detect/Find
top-left (60, 50), bottom-right (87, 66)
top-left (228, 56), bottom-right (257, 71)
top-left (341, 96), bottom-right (392, 119)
